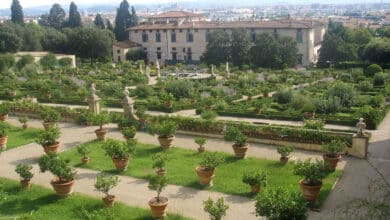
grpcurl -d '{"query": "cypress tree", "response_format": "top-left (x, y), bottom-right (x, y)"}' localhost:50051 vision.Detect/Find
top-left (114, 0), bottom-right (131, 41)
top-left (131, 6), bottom-right (138, 26)
top-left (11, 0), bottom-right (24, 24)
top-left (94, 14), bottom-right (105, 29)
top-left (68, 2), bottom-right (82, 28)
top-left (48, 3), bottom-right (66, 29)
top-left (106, 19), bottom-right (114, 32)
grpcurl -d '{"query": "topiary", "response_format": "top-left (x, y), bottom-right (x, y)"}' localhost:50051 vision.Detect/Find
top-left (203, 197), bottom-right (229, 220)
top-left (365, 64), bottom-right (382, 77)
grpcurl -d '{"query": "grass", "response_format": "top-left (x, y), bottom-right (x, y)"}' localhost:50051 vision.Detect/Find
top-left (61, 140), bottom-right (342, 207)
top-left (5, 126), bottom-right (41, 150)
top-left (0, 177), bottom-right (190, 220)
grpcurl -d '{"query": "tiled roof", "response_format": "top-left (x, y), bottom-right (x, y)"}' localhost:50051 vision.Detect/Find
top-left (128, 19), bottom-right (322, 31)
top-left (148, 11), bottom-right (203, 19)
top-left (113, 40), bottom-right (141, 48)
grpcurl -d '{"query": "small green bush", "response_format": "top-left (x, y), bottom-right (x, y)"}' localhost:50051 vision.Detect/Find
top-left (36, 127), bottom-right (61, 146)
top-left (242, 170), bottom-right (267, 187)
top-left (277, 146), bottom-right (294, 157)
top-left (92, 112), bottom-right (111, 130)
top-left (121, 126), bottom-right (137, 139)
top-left (15, 164), bottom-right (34, 180)
top-left (303, 119), bottom-right (325, 130)
top-left (224, 126), bottom-right (247, 147)
top-left (94, 174), bottom-right (119, 196)
top-left (148, 120), bottom-right (177, 137)
top-left (103, 139), bottom-right (136, 159)
top-left (194, 137), bottom-right (207, 147)
top-left (151, 153), bottom-right (168, 170)
top-left (40, 108), bottom-right (61, 123)
top-left (201, 110), bottom-right (218, 120)
top-left (0, 121), bottom-right (10, 137)
top-left (273, 88), bottom-right (293, 104)
top-left (199, 152), bottom-right (224, 170)
top-left (77, 144), bottom-right (91, 158)
top-left (38, 152), bottom-right (76, 183)
top-left (373, 73), bottom-right (385, 87)
top-left (0, 104), bottom-right (11, 116)
top-left (322, 139), bottom-right (347, 157)
top-left (18, 116), bottom-right (28, 124)
top-left (365, 64), bottom-right (382, 77)
top-left (148, 175), bottom-right (168, 201)
top-left (294, 159), bottom-right (328, 185)
top-left (203, 197), bottom-right (229, 220)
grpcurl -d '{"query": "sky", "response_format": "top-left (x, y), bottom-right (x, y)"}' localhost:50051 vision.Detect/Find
top-left (0, 0), bottom-right (187, 9)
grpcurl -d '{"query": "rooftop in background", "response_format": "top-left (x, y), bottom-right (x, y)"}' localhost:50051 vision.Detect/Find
top-left (113, 40), bottom-right (142, 48)
top-left (148, 11), bottom-right (204, 19)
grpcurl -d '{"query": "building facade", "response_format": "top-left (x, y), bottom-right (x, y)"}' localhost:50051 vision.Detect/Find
top-left (112, 41), bottom-right (142, 63)
top-left (128, 11), bottom-right (325, 66)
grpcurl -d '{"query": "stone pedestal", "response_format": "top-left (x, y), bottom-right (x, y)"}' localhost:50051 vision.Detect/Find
top-left (88, 95), bottom-right (100, 115)
top-left (348, 135), bottom-right (369, 159)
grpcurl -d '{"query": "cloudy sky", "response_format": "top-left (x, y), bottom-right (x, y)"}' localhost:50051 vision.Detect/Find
top-left (0, 0), bottom-right (187, 9)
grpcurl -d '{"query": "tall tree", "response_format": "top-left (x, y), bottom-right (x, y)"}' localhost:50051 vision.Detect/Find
top-left (23, 23), bottom-right (43, 51)
top-left (130, 6), bottom-right (138, 26)
top-left (106, 19), bottom-right (114, 32)
top-left (94, 14), bottom-right (105, 29)
top-left (277, 36), bottom-right (299, 67)
top-left (48, 3), bottom-right (66, 29)
top-left (68, 2), bottom-right (82, 28)
top-left (250, 33), bottom-right (279, 68)
top-left (230, 29), bottom-right (251, 67)
top-left (11, 0), bottom-right (24, 24)
top-left (114, 0), bottom-right (131, 41)
top-left (200, 30), bottom-right (230, 65)
top-left (0, 22), bottom-right (22, 52)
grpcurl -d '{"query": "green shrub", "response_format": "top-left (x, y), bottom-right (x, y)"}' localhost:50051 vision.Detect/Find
top-left (322, 139), bottom-right (347, 157)
top-left (92, 112), bottom-right (111, 130)
top-left (224, 126), bottom-right (247, 147)
top-left (103, 139), bottom-right (136, 159)
top-left (314, 96), bottom-right (342, 114)
top-left (373, 73), bottom-right (385, 87)
top-left (58, 57), bottom-right (73, 67)
top-left (40, 108), bottom-right (61, 123)
top-left (277, 146), bottom-right (294, 157)
top-left (293, 159), bottom-right (328, 185)
top-left (358, 80), bottom-right (373, 92)
top-left (77, 144), bottom-right (91, 158)
top-left (340, 73), bottom-right (353, 82)
top-left (195, 137), bottom-right (207, 147)
top-left (18, 116), bottom-right (28, 124)
top-left (326, 82), bottom-right (357, 108)
top-left (40, 53), bottom-right (57, 70)
top-left (242, 170), bottom-right (267, 187)
top-left (151, 153), bottom-right (168, 170)
top-left (36, 127), bottom-right (61, 146)
top-left (358, 105), bottom-right (381, 129)
top-left (201, 110), bottom-right (218, 120)
top-left (303, 119), bottom-right (325, 130)
top-left (15, 164), bottom-right (34, 180)
top-left (38, 152), bottom-right (76, 182)
top-left (273, 88), bottom-right (293, 104)
top-left (369, 95), bottom-right (384, 108)
top-left (16, 55), bottom-right (34, 70)
top-left (135, 85), bottom-right (153, 99)
top-left (199, 152), bottom-right (224, 169)
top-left (148, 120), bottom-right (177, 137)
top-left (148, 175), bottom-right (168, 202)
top-left (94, 174), bottom-right (119, 196)
top-left (165, 79), bottom-right (194, 99)
top-left (121, 126), bottom-right (137, 139)
top-left (365, 64), bottom-right (382, 77)
top-left (255, 187), bottom-right (308, 220)
top-left (0, 121), bottom-right (9, 137)
top-left (203, 197), bottom-right (229, 220)
top-left (0, 103), bottom-right (11, 116)
top-left (0, 54), bottom-right (15, 72)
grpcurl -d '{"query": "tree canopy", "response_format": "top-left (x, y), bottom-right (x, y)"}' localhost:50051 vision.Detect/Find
top-left (47, 3), bottom-right (66, 29)
top-left (201, 30), bottom-right (231, 65)
top-left (11, 0), bottom-right (24, 24)
top-left (114, 0), bottom-right (138, 41)
top-left (67, 2), bottom-right (82, 28)
top-left (94, 14), bottom-right (105, 29)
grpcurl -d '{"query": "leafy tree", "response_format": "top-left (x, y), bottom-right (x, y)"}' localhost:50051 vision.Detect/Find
top-left (11, 0), bottom-right (24, 24)
top-left (317, 32), bottom-right (357, 67)
top-left (230, 29), bottom-right (250, 67)
top-left (67, 2), bottom-right (82, 28)
top-left (41, 27), bottom-right (67, 53)
top-left (22, 24), bottom-right (43, 51)
top-left (94, 14), bottom-right (105, 29)
top-left (363, 39), bottom-right (390, 64)
top-left (16, 55), bottom-right (34, 70)
top-left (0, 30), bottom-right (22, 53)
top-left (126, 49), bottom-right (146, 61)
top-left (114, 0), bottom-right (131, 41)
top-left (40, 53), bottom-right (57, 70)
top-left (106, 19), bottom-right (114, 31)
top-left (351, 28), bottom-right (372, 45)
top-left (48, 3), bottom-right (66, 29)
top-left (130, 6), bottom-right (138, 26)
top-left (277, 36), bottom-right (299, 67)
top-left (365, 64), bottom-right (383, 77)
top-left (250, 33), bottom-right (279, 68)
top-left (326, 82), bottom-right (357, 108)
top-left (201, 30), bottom-right (230, 65)
top-left (0, 54), bottom-right (15, 72)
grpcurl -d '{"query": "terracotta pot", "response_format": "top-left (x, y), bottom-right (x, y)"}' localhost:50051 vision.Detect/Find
top-left (204, 105), bottom-right (213, 110)
top-left (102, 195), bottom-right (116, 207)
top-left (81, 156), bottom-right (90, 164)
top-left (164, 101), bottom-right (173, 108)
top-left (195, 166), bottom-right (215, 186)
top-left (112, 156), bottom-right (129, 171)
top-left (148, 196), bottom-right (168, 218)
top-left (304, 112), bottom-right (315, 119)
top-left (50, 179), bottom-right (74, 196)
top-left (232, 144), bottom-right (249, 159)
top-left (0, 136), bottom-right (7, 149)
top-left (158, 135), bottom-right (175, 149)
top-left (9, 91), bottom-right (16, 97)
top-left (156, 168), bottom-right (167, 176)
top-left (43, 142), bottom-right (60, 154)
top-left (254, 108), bottom-right (261, 114)
top-left (323, 154), bottom-right (341, 171)
top-left (20, 179), bottom-right (31, 189)
top-left (299, 179), bottom-right (322, 202)
top-left (43, 122), bottom-right (56, 131)
top-left (263, 92), bottom-right (269, 97)
top-left (280, 156), bottom-right (289, 165)
top-left (22, 123), bottom-right (29, 129)
top-left (95, 128), bottom-right (109, 141)
top-left (198, 146), bottom-right (205, 153)
top-left (0, 114), bottom-right (8, 122)
top-left (250, 184), bottom-right (260, 193)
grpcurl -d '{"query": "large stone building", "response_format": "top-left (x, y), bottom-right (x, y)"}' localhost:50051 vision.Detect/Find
top-left (127, 11), bottom-right (326, 66)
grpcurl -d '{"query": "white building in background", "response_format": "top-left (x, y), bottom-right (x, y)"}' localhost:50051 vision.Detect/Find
top-left (126, 11), bottom-right (326, 66)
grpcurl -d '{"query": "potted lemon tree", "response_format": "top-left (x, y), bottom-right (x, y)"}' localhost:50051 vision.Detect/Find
top-left (152, 153), bottom-right (168, 176)
top-left (277, 146), bottom-right (294, 164)
top-left (121, 126), bottom-right (137, 140)
top-left (242, 170), bottom-right (267, 193)
top-left (38, 152), bottom-right (76, 196)
top-left (195, 152), bottom-right (224, 186)
top-left (103, 139), bottom-right (136, 171)
top-left (94, 174), bottom-right (120, 207)
top-left (224, 126), bottom-right (249, 159)
top-left (148, 175), bottom-right (169, 218)
top-left (36, 127), bottom-right (61, 154)
top-left (92, 112), bottom-right (111, 140)
top-left (18, 117), bottom-right (29, 129)
top-left (40, 107), bottom-right (61, 131)
top-left (322, 139), bottom-right (347, 171)
top-left (0, 103), bottom-right (11, 121)
top-left (0, 121), bottom-right (9, 151)
top-left (294, 159), bottom-right (328, 203)
top-left (149, 120), bottom-right (177, 149)
top-left (15, 164), bottom-right (34, 189)
top-left (203, 197), bottom-right (229, 220)
top-left (77, 144), bottom-right (91, 164)
top-left (195, 137), bottom-right (207, 153)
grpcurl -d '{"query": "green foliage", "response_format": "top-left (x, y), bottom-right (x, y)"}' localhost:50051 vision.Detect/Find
top-left (201, 30), bottom-right (231, 65)
top-left (58, 57), bottom-right (72, 67)
top-left (0, 54), bottom-right (16, 71)
top-left (326, 82), bottom-right (357, 108)
top-left (373, 73), bottom-right (385, 87)
top-left (94, 174), bottom-right (119, 195)
top-left (125, 49), bottom-right (146, 61)
top-left (67, 2), bottom-right (82, 28)
top-left (224, 126), bottom-right (247, 147)
top-left (0, 103), bottom-right (11, 115)
top-left (148, 120), bottom-right (177, 137)
top-left (148, 175), bottom-right (168, 199)
top-left (194, 137), bottom-right (207, 147)
top-left (277, 146), bottom-right (294, 156)
top-left (304, 119), bottom-right (325, 130)
top-left (200, 110), bottom-right (218, 120)
top-left (314, 96), bottom-right (342, 114)
top-left (165, 80), bottom-right (194, 99)
top-left (94, 13), bottom-right (105, 29)
top-left (160, 92), bottom-right (174, 103)
top-left (77, 144), bottom-right (91, 157)
top-left (365, 64), bottom-right (383, 77)
top-left (242, 170), bottom-right (267, 187)
top-left (114, 0), bottom-right (138, 41)
top-left (47, 3), bottom-right (66, 29)
top-left (121, 126), bottom-right (136, 139)
top-left (40, 108), bottom-right (61, 122)
top-left (151, 153), bottom-right (168, 170)
top-left (35, 127), bottom-right (60, 146)
top-left (40, 53), bottom-right (57, 70)
top-left (16, 55), bottom-right (34, 70)
top-left (358, 105), bottom-right (382, 129)
top-left (103, 139), bottom-right (136, 159)
top-left (363, 39), bottom-right (390, 64)
top-left (273, 88), bottom-right (293, 104)
top-left (230, 29), bottom-right (251, 67)
top-left (199, 152), bottom-right (224, 169)
top-left (18, 116), bottom-right (28, 124)
top-left (38, 152), bottom-right (76, 182)
top-left (92, 112), bottom-right (111, 130)
top-left (294, 159), bottom-right (328, 185)
top-left (15, 164), bottom-right (33, 180)
top-left (255, 187), bottom-right (308, 220)
top-left (135, 84), bottom-right (153, 98)
top-left (203, 197), bottom-right (229, 220)
top-left (322, 139), bottom-right (347, 157)
top-left (11, 0), bottom-right (24, 24)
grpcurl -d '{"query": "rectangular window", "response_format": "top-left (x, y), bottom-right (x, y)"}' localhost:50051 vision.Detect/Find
top-left (117, 50), bottom-right (120, 54)
top-left (251, 32), bottom-right (256, 42)
top-left (142, 33), bottom-right (149, 42)
top-left (156, 32), bottom-right (161, 42)
top-left (118, 56), bottom-right (121, 62)
top-left (296, 29), bottom-right (303, 43)
top-left (205, 30), bottom-right (209, 42)
top-left (273, 29), bottom-right (279, 39)
top-left (187, 32), bottom-right (194, 42)
top-left (157, 52), bottom-right (162, 59)
top-left (171, 32), bottom-right (176, 42)
top-left (183, 48), bottom-right (186, 52)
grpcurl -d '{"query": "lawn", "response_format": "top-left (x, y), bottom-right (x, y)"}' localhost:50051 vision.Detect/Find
top-left (61, 140), bottom-right (342, 206)
top-left (5, 126), bottom-right (41, 150)
top-left (0, 178), bottom-right (190, 220)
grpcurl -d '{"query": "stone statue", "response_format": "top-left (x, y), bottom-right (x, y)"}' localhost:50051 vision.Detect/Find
top-left (156, 60), bottom-right (161, 78)
top-left (139, 63), bottom-right (144, 74)
top-left (175, 67), bottom-right (180, 78)
top-left (226, 62), bottom-right (230, 78)
top-left (122, 89), bottom-right (138, 120)
top-left (88, 83), bottom-right (100, 114)
top-left (145, 65), bottom-right (151, 78)
top-left (211, 65), bottom-right (215, 76)
top-left (356, 118), bottom-right (367, 137)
